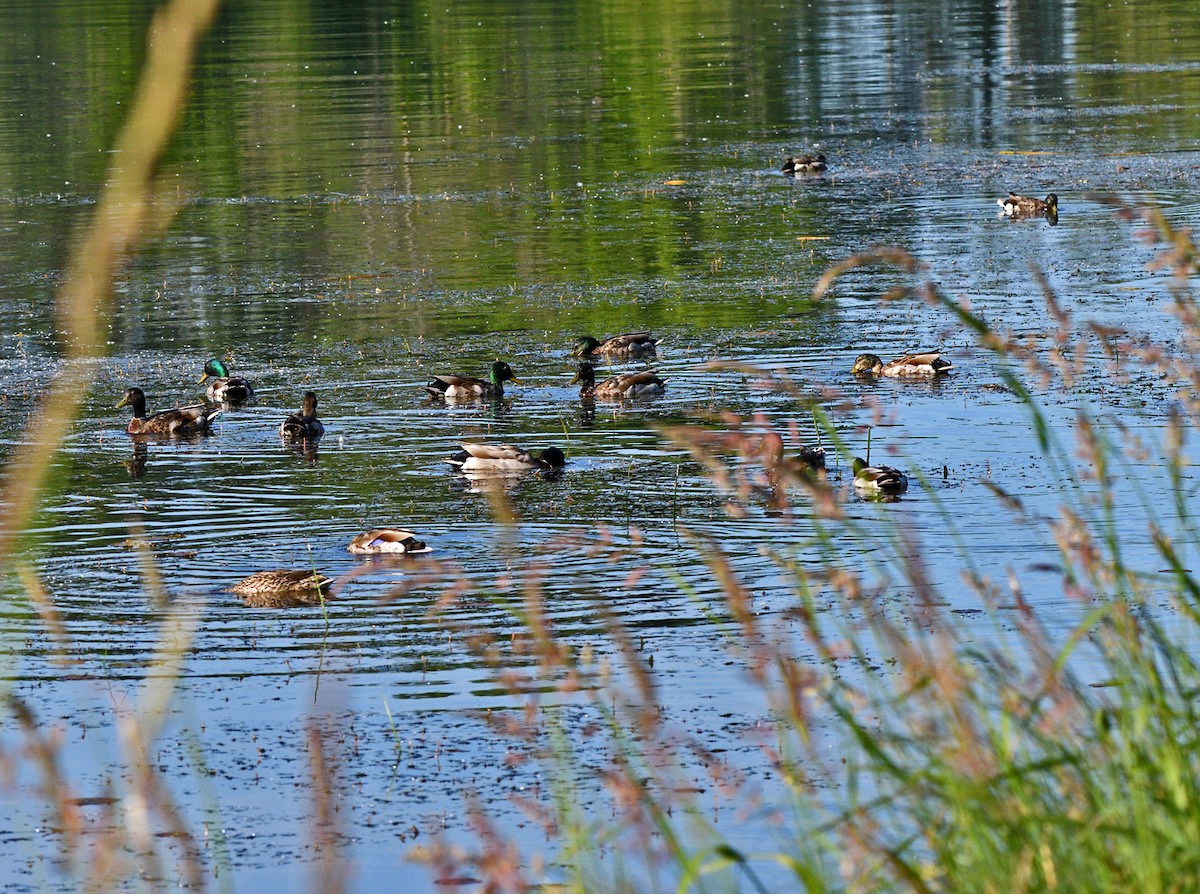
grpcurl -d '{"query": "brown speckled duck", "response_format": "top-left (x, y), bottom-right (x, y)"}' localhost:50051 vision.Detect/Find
top-left (571, 332), bottom-right (662, 358)
top-left (116, 387), bottom-right (221, 437)
top-left (571, 361), bottom-right (667, 399)
top-left (229, 569), bottom-right (333, 608)
top-left (279, 391), bottom-right (324, 440)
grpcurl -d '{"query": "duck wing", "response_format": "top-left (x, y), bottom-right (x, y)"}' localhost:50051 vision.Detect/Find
top-left (459, 443), bottom-right (527, 461)
top-left (348, 529), bottom-right (431, 554)
top-left (599, 331), bottom-right (655, 351)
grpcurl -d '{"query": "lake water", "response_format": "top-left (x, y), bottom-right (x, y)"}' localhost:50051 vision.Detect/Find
top-left (1, 0), bottom-right (1199, 889)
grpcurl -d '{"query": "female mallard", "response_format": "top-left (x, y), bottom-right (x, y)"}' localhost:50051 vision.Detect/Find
top-left (116, 387), bottom-right (221, 437)
top-left (782, 154), bottom-right (827, 176)
top-left (571, 332), bottom-right (662, 358)
top-left (425, 360), bottom-right (522, 400)
top-left (198, 358), bottom-right (254, 403)
top-left (852, 457), bottom-right (909, 495)
top-left (851, 352), bottom-right (952, 378)
top-left (998, 192), bottom-right (1058, 217)
top-left (571, 362), bottom-right (667, 399)
top-left (446, 443), bottom-right (566, 473)
top-left (347, 529), bottom-right (432, 555)
top-left (229, 569), bottom-right (332, 608)
top-left (279, 391), bottom-right (325, 439)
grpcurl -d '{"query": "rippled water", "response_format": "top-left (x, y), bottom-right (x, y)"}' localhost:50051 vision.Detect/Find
top-left (2, 0), bottom-right (1200, 889)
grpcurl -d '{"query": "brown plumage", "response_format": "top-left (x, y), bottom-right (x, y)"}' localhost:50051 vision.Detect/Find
top-left (229, 569), bottom-right (333, 608)
top-left (347, 529), bottom-right (432, 555)
top-left (279, 391), bottom-right (324, 439)
top-left (851, 352), bottom-right (953, 378)
top-left (116, 387), bottom-right (221, 437)
top-left (998, 192), bottom-right (1058, 217)
top-left (571, 332), bottom-right (662, 358)
top-left (571, 362), bottom-right (667, 399)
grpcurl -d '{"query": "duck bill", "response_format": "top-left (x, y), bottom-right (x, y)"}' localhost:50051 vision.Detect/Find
top-left (569, 370), bottom-right (582, 384)
top-left (508, 376), bottom-right (524, 385)
top-left (115, 395), bottom-right (131, 409)
top-left (198, 372), bottom-right (210, 384)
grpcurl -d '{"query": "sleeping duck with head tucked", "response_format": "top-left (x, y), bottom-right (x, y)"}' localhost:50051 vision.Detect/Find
top-left (851, 352), bottom-right (953, 378)
top-left (445, 443), bottom-right (567, 473)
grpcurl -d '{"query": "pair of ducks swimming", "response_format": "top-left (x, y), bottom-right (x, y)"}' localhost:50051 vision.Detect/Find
top-left (425, 331), bottom-right (666, 401)
top-left (116, 358), bottom-right (323, 441)
top-left (781, 152), bottom-right (1058, 222)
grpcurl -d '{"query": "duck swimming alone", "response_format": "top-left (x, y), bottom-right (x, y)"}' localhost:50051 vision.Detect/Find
top-left (851, 352), bottom-right (953, 378)
top-left (347, 529), bottom-right (432, 555)
top-left (198, 358), bottom-right (254, 403)
top-left (445, 443), bottom-right (567, 473)
top-left (852, 457), bottom-right (909, 496)
top-left (425, 360), bottom-right (522, 400)
top-left (279, 391), bottom-right (325, 440)
top-left (998, 192), bottom-right (1058, 218)
top-left (782, 154), bottom-right (827, 175)
top-left (229, 569), bottom-right (333, 608)
top-left (116, 387), bottom-right (222, 437)
top-left (571, 361), bottom-right (667, 399)
top-left (571, 332), bottom-right (662, 359)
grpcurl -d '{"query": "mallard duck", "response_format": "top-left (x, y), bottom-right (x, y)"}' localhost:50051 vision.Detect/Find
top-left (782, 154), bottom-right (827, 175)
top-left (852, 457), bottom-right (909, 495)
top-left (571, 332), bottom-right (662, 358)
top-left (229, 569), bottom-right (332, 608)
top-left (851, 352), bottom-right (953, 377)
top-left (571, 362), bottom-right (667, 399)
top-left (279, 391), bottom-right (325, 439)
top-left (347, 529), bottom-right (432, 555)
top-left (797, 445), bottom-right (827, 470)
top-left (116, 387), bottom-right (221, 437)
top-left (998, 192), bottom-right (1058, 217)
top-left (446, 443), bottom-right (567, 472)
top-left (198, 358), bottom-right (254, 403)
top-left (425, 360), bottom-right (522, 400)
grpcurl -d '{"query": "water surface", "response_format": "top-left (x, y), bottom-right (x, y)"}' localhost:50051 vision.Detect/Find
top-left (1, 0), bottom-right (1200, 889)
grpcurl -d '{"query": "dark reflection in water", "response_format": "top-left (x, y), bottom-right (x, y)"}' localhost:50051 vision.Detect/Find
top-left (1, 0), bottom-right (1200, 889)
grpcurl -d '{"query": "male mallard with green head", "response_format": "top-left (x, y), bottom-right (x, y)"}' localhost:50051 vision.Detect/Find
top-left (851, 352), bottom-right (952, 378)
top-left (446, 443), bottom-right (566, 473)
top-left (571, 361), bottom-right (667, 399)
top-left (279, 391), bottom-right (325, 440)
top-left (347, 529), bottom-right (432, 555)
top-left (425, 360), bottom-right (522, 400)
top-left (229, 569), bottom-right (332, 608)
top-left (852, 457), bottom-right (909, 496)
top-left (998, 192), bottom-right (1058, 218)
top-left (198, 358), bottom-right (254, 403)
top-left (571, 332), bottom-right (662, 358)
top-left (116, 387), bottom-right (222, 437)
